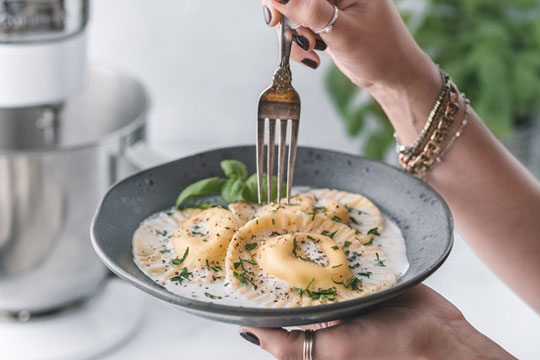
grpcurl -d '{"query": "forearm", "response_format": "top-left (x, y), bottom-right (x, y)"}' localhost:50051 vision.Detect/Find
top-left (369, 57), bottom-right (540, 312)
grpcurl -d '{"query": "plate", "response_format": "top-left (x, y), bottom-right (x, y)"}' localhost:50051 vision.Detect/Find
top-left (91, 146), bottom-right (453, 327)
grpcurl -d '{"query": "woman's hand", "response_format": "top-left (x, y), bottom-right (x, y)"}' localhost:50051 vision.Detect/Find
top-left (262, 0), bottom-right (439, 91)
top-left (261, 0), bottom-right (443, 143)
top-left (239, 285), bottom-right (514, 359)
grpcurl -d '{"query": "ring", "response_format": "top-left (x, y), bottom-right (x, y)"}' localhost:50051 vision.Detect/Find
top-left (303, 330), bottom-right (314, 360)
top-left (313, 5), bottom-right (339, 34)
top-left (289, 23), bottom-right (302, 29)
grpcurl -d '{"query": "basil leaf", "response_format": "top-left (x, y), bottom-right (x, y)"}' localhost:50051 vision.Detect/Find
top-left (221, 179), bottom-right (245, 203)
top-left (242, 173), bottom-right (285, 203)
top-left (221, 160), bottom-right (248, 180)
top-left (175, 177), bottom-right (226, 208)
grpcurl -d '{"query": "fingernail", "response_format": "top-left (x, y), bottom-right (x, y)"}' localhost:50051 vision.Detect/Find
top-left (315, 39), bottom-right (327, 51)
top-left (293, 35), bottom-right (310, 51)
top-left (263, 5), bottom-right (272, 24)
top-left (240, 332), bottom-right (260, 346)
top-left (301, 59), bottom-right (318, 69)
top-left (275, 0), bottom-right (289, 4)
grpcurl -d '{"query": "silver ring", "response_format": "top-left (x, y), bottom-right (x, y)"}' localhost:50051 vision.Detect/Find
top-left (289, 23), bottom-right (302, 30)
top-left (303, 330), bottom-right (314, 360)
top-left (313, 5), bottom-right (339, 34)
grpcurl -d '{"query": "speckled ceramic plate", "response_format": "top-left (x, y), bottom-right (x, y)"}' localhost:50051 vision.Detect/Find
top-left (91, 146), bottom-right (453, 327)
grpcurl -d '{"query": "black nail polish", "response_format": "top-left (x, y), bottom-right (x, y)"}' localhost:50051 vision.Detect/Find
top-left (301, 59), bottom-right (318, 69)
top-left (293, 35), bottom-right (310, 51)
top-left (314, 39), bottom-right (327, 51)
top-left (276, 0), bottom-right (289, 4)
top-left (240, 332), bottom-right (260, 346)
top-left (263, 5), bottom-right (272, 24)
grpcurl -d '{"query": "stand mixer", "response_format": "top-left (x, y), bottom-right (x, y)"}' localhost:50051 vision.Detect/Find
top-left (0, 1), bottom-right (148, 358)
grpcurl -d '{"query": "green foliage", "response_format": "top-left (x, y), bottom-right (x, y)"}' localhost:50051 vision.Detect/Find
top-left (325, 0), bottom-right (540, 160)
top-left (175, 159), bottom-right (284, 207)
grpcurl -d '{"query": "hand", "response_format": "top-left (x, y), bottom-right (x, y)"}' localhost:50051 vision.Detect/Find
top-left (239, 284), bottom-right (515, 359)
top-left (261, 0), bottom-right (438, 90)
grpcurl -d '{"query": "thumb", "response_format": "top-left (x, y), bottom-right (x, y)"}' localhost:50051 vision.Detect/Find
top-left (239, 326), bottom-right (305, 360)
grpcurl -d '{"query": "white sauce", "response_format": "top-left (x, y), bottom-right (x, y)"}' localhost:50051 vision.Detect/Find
top-left (133, 207), bottom-right (409, 308)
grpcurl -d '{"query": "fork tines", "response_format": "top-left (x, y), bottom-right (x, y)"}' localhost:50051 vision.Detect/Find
top-left (257, 97), bottom-right (300, 205)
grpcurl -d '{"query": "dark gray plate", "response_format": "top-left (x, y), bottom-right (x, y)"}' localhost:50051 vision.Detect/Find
top-left (91, 145), bottom-right (453, 327)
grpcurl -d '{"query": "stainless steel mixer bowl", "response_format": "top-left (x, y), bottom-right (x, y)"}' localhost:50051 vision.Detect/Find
top-left (0, 64), bottom-right (149, 313)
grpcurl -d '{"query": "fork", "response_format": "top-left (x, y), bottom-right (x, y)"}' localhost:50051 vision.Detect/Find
top-left (256, 17), bottom-right (301, 205)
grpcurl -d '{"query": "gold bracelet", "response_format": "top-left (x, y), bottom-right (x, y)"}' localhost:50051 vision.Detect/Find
top-left (399, 80), bottom-right (460, 178)
top-left (395, 70), bottom-right (450, 161)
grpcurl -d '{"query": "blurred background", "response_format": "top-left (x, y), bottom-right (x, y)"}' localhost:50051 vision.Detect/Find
top-left (1, 0), bottom-right (539, 359)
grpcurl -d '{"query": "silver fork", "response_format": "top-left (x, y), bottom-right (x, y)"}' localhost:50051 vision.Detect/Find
top-left (256, 17), bottom-right (301, 204)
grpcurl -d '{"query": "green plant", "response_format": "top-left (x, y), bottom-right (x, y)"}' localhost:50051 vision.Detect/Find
top-left (326, 0), bottom-right (540, 160)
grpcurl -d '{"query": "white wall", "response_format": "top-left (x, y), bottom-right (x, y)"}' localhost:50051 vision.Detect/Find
top-left (87, 0), bottom-right (359, 158)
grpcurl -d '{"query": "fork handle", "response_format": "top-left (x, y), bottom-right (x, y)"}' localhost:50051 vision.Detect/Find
top-left (279, 17), bottom-right (294, 67)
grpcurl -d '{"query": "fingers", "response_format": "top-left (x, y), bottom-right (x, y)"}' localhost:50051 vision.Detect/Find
top-left (293, 27), bottom-right (317, 52)
top-left (262, 1), bottom-right (282, 27)
top-left (240, 327), bottom-right (305, 360)
top-left (269, 0), bottom-right (335, 32)
top-left (291, 45), bottom-right (320, 69)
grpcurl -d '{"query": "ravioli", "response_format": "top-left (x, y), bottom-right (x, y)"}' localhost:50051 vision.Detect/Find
top-left (225, 211), bottom-right (395, 307)
top-left (132, 187), bottom-right (405, 308)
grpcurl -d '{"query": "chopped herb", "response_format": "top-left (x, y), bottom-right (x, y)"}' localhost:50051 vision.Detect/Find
top-left (367, 227), bottom-right (380, 236)
top-left (332, 216), bottom-right (343, 223)
top-left (331, 245), bottom-right (339, 250)
top-left (272, 218), bottom-right (275, 225)
top-left (270, 231), bottom-right (281, 236)
top-left (321, 230), bottom-right (338, 239)
top-left (358, 271), bottom-right (372, 278)
top-left (364, 237), bottom-right (374, 245)
top-left (224, 282), bottom-right (230, 287)
top-left (345, 205), bottom-right (353, 212)
top-left (155, 230), bottom-right (169, 237)
top-left (245, 243), bottom-right (258, 251)
top-left (206, 259), bottom-right (210, 270)
top-left (350, 217), bottom-right (360, 225)
top-left (306, 212), bottom-right (317, 221)
top-left (292, 237), bottom-right (314, 263)
top-left (314, 206), bottom-right (327, 212)
top-left (271, 206), bottom-right (282, 214)
top-left (204, 292), bottom-right (222, 300)
top-left (333, 276), bottom-right (363, 291)
top-left (306, 235), bottom-right (318, 242)
top-left (160, 249), bottom-right (171, 254)
top-left (343, 241), bottom-right (352, 248)
top-left (347, 251), bottom-right (362, 262)
top-left (375, 252), bottom-right (386, 267)
top-left (170, 247), bottom-right (189, 266)
top-left (233, 271), bottom-right (258, 290)
top-left (294, 278), bottom-right (337, 301)
top-left (166, 211), bottom-right (175, 216)
top-left (349, 263), bottom-right (360, 269)
top-left (169, 267), bottom-right (192, 284)
top-left (332, 264), bottom-right (343, 268)
top-left (211, 265), bottom-right (222, 272)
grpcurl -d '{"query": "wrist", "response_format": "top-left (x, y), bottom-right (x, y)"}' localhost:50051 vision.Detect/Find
top-left (366, 52), bottom-right (442, 146)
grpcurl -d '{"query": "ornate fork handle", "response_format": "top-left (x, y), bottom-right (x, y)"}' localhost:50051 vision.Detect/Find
top-left (272, 18), bottom-right (294, 93)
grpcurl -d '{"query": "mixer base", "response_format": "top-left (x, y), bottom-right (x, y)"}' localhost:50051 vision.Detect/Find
top-left (0, 279), bottom-right (144, 360)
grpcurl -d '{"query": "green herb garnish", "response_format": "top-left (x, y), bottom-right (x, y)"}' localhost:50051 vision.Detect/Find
top-left (245, 243), bottom-right (258, 251)
top-left (170, 247), bottom-right (189, 266)
top-left (367, 227), bottom-right (380, 236)
top-left (204, 292), bottom-right (222, 300)
top-left (170, 267), bottom-right (192, 284)
top-left (292, 237), bottom-right (314, 263)
top-left (343, 241), bottom-right (352, 248)
top-left (375, 252), bottom-right (386, 267)
top-left (332, 216), bottom-right (343, 223)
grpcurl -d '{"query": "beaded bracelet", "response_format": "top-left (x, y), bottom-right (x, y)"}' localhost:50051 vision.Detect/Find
top-left (427, 95), bottom-right (470, 172)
